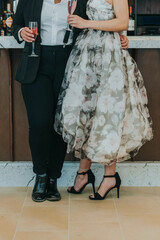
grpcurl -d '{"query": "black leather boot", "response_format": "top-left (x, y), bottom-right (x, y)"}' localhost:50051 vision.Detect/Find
top-left (46, 178), bottom-right (61, 201)
top-left (32, 174), bottom-right (48, 202)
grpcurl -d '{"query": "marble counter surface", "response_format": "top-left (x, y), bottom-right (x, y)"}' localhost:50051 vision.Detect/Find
top-left (128, 36), bottom-right (160, 49)
top-left (1, 161), bottom-right (160, 186)
top-left (0, 36), bottom-right (160, 49)
top-left (0, 36), bottom-right (24, 49)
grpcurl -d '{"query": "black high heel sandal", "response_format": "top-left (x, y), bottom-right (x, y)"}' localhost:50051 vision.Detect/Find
top-left (89, 172), bottom-right (121, 200)
top-left (67, 169), bottom-right (96, 195)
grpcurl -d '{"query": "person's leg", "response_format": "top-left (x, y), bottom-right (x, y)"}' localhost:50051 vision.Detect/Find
top-left (68, 158), bottom-right (92, 192)
top-left (90, 162), bottom-right (116, 198)
top-left (21, 73), bottom-right (54, 175)
top-left (47, 46), bottom-right (72, 179)
top-left (47, 130), bottom-right (67, 178)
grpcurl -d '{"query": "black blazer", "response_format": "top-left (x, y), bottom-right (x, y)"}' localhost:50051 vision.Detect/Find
top-left (11, 0), bottom-right (88, 84)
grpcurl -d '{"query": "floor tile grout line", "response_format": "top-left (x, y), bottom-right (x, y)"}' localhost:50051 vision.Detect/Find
top-left (12, 187), bottom-right (29, 240)
top-left (112, 195), bottom-right (125, 240)
top-left (68, 194), bottom-right (71, 240)
top-left (13, 229), bottom-right (69, 233)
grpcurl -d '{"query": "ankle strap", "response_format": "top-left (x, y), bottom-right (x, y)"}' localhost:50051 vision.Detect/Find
top-left (77, 169), bottom-right (90, 175)
top-left (104, 173), bottom-right (116, 178)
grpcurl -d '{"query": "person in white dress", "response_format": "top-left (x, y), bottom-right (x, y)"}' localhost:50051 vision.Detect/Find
top-left (54, 0), bottom-right (153, 200)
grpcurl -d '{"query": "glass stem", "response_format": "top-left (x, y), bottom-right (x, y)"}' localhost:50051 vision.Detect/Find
top-left (32, 41), bottom-right (35, 54)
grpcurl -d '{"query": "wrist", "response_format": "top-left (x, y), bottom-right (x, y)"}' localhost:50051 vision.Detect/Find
top-left (85, 20), bottom-right (93, 29)
top-left (18, 27), bottom-right (24, 41)
top-left (20, 28), bottom-right (24, 37)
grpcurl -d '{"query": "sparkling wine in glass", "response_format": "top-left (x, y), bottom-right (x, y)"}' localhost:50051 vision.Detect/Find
top-left (66, 0), bottom-right (77, 31)
top-left (28, 21), bottom-right (39, 57)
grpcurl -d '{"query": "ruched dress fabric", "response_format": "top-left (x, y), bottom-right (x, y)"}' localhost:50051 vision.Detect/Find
top-left (54, 0), bottom-right (153, 165)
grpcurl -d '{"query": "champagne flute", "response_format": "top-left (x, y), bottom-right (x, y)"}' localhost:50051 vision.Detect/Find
top-left (66, 0), bottom-right (77, 31)
top-left (28, 21), bottom-right (38, 57)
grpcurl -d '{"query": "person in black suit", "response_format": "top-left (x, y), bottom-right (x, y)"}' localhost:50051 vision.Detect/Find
top-left (12, 0), bottom-right (129, 202)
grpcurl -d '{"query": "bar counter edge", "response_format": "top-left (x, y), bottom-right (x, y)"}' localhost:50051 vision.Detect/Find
top-left (0, 36), bottom-right (160, 49)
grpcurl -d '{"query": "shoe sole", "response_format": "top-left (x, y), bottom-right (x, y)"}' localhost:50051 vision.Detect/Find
top-left (89, 197), bottom-right (104, 200)
top-left (46, 197), bottom-right (61, 202)
top-left (32, 197), bottom-right (46, 203)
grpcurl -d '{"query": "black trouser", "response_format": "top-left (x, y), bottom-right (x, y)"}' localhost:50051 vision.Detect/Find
top-left (21, 45), bottom-right (72, 178)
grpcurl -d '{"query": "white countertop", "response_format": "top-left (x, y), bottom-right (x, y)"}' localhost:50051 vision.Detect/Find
top-left (128, 36), bottom-right (160, 49)
top-left (0, 36), bottom-right (160, 49)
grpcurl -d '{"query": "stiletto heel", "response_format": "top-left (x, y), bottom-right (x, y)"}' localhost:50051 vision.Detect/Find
top-left (67, 169), bottom-right (95, 195)
top-left (89, 172), bottom-right (121, 200)
top-left (117, 186), bottom-right (120, 198)
top-left (92, 182), bottom-right (96, 195)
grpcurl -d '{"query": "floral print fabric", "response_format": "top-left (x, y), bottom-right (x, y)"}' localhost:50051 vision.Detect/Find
top-left (54, 0), bottom-right (153, 165)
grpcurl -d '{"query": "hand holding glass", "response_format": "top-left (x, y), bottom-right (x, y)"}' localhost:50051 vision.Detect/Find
top-left (29, 21), bottom-right (38, 57)
top-left (66, 0), bottom-right (77, 31)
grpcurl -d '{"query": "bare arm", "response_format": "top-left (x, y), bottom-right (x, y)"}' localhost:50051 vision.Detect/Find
top-left (68, 0), bottom-right (129, 32)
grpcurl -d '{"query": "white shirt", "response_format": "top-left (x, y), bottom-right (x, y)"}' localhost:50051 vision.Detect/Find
top-left (41, 0), bottom-right (73, 45)
top-left (19, 0), bottom-right (73, 45)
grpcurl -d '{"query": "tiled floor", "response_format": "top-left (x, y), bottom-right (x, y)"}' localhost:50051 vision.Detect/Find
top-left (0, 186), bottom-right (160, 240)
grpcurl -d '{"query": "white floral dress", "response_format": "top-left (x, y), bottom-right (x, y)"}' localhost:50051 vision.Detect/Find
top-left (54, 0), bottom-right (153, 165)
